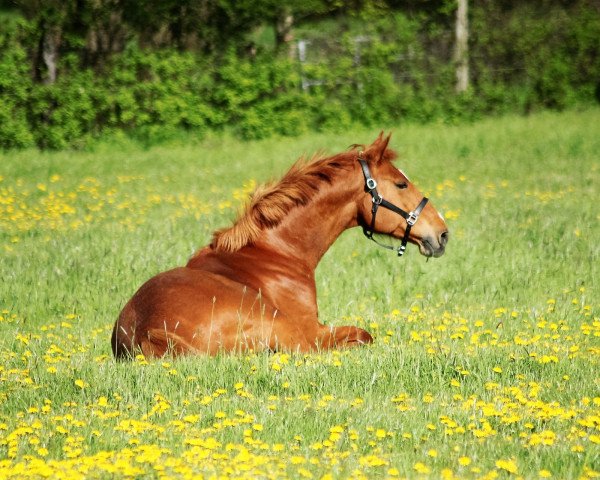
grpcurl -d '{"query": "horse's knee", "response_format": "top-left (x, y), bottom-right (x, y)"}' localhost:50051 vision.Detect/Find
top-left (351, 327), bottom-right (373, 345)
top-left (342, 326), bottom-right (373, 346)
top-left (321, 325), bottom-right (373, 349)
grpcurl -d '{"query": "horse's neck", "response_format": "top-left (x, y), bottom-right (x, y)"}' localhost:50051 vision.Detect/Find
top-left (258, 179), bottom-right (360, 270)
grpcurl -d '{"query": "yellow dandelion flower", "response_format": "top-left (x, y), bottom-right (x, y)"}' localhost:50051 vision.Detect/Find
top-left (298, 468), bottom-right (313, 478)
top-left (495, 458), bottom-right (518, 474)
top-left (441, 469), bottom-right (455, 479)
top-left (37, 447), bottom-right (49, 457)
top-left (360, 455), bottom-right (387, 467)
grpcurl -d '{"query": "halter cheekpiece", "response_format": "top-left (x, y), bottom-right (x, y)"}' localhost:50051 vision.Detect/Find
top-left (358, 156), bottom-right (428, 257)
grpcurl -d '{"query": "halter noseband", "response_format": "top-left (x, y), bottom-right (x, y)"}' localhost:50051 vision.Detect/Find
top-left (358, 158), bottom-right (428, 257)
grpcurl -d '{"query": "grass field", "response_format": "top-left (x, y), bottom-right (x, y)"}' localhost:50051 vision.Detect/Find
top-left (1, 108), bottom-right (599, 479)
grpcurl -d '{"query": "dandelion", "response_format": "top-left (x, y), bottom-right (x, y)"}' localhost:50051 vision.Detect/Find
top-left (495, 458), bottom-right (518, 474)
top-left (360, 455), bottom-right (387, 467)
top-left (74, 379), bottom-right (87, 389)
top-left (414, 462), bottom-right (431, 474)
top-left (298, 467), bottom-right (313, 478)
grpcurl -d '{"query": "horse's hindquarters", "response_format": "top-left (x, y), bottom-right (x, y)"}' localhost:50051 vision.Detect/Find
top-left (112, 267), bottom-right (314, 358)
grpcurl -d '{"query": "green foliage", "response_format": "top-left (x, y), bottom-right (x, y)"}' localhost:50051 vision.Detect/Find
top-left (212, 52), bottom-right (310, 139)
top-left (471, 1), bottom-right (600, 113)
top-left (0, 19), bottom-right (34, 149)
top-left (0, 2), bottom-right (598, 149)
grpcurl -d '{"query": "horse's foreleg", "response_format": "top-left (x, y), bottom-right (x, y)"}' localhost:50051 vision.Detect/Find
top-left (317, 325), bottom-right (373, 350)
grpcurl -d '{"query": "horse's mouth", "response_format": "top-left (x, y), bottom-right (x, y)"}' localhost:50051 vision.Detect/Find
top-left (418, 238), bottom-right (446, 258)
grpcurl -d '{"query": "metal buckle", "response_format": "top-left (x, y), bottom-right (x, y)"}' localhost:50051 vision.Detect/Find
top-left (372, 194), bottom-right (383, 205)
top-left (366, 178), bottom-right (377, 190)
top-left (406, 211), bottom-right (418, 226)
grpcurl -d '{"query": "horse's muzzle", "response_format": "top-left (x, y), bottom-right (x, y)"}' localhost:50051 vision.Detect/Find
top-left (420, 231), bottom-right (449, 258)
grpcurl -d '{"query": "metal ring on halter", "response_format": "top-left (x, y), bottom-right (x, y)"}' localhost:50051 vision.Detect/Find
top-left (366, 178), bottom-right (377, 190)
top-left (406, 211), bottom-right (418, 226)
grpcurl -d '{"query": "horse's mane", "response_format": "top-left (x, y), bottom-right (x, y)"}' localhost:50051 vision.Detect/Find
top-left (205, 134), bottom-right (397, 253)
top-left (207, 151), bottom-right (352, 252)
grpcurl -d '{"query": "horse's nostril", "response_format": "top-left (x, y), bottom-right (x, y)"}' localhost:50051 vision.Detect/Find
top-left (440, 231), bottom-right (449, 246)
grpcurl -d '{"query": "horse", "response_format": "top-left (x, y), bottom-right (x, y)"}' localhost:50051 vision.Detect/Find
top-left (111, 133), bottom-right (449, 358)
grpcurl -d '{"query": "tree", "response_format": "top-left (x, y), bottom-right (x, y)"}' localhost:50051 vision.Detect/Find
top-left (454, 0), bottom-right (469, 92)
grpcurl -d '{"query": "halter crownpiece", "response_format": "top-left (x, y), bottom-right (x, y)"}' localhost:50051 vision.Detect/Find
top-left (358, 158), bottom-right (428, 257)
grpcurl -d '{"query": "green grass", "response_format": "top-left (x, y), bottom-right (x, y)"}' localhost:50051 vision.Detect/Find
top-left (1, 108), bottom-right (599, 478)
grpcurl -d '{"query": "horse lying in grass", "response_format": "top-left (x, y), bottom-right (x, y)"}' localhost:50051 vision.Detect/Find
top-left (112, 133), bottom-right (448, 358)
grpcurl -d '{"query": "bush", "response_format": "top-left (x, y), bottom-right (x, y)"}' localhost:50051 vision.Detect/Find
top-left (0, 3), bottom-right (598, 150)
top-left (0, 20), bottom-right (34, 149)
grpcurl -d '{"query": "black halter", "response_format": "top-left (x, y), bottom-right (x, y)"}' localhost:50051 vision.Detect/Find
top-left (359, 159), bottom-right (428, 257)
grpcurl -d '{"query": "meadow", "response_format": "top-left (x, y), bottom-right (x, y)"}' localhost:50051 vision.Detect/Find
top-left (0, 109), bottom-right (599, 479)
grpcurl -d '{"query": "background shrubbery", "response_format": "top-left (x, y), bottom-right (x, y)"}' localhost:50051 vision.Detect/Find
top-left (0, 1), bottom-right (598, 149)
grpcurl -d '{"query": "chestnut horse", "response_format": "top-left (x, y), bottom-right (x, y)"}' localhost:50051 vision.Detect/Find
top-left (112, 133), bottom-right (448, 358)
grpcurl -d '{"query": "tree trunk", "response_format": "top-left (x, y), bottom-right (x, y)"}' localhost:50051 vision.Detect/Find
top-left (42, 32), bottom-right (58, 84)
top-left (36, 20), bottom-right (59, 85)
top-left (454, 0), bottom-right (469, 93)
top-left (275, 8), bottom-right (295, 59)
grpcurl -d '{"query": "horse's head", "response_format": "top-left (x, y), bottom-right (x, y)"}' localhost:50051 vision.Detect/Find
top-left (355, 133), bottom-right (449, 258)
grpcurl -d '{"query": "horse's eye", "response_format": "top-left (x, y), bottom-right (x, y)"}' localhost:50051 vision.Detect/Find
top-left (395, 182), bottom-right (408, 189)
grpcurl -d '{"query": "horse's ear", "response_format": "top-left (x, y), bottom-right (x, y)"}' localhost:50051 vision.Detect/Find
top-left (363, 131), bottom-right (395, 164)
top-left (378, 133), bottom-right (392, 162)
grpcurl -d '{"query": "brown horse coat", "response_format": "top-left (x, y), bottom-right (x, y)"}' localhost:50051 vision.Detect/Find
top-left (112, 133), bottom-right (448, 358)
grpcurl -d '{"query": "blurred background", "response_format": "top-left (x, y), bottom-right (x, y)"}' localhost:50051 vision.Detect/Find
top-left (0, 0), bottom-right (598, 150)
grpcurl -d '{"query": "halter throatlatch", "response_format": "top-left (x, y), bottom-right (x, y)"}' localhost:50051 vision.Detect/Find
top-left (359, 158), bottom-right (428, 257)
